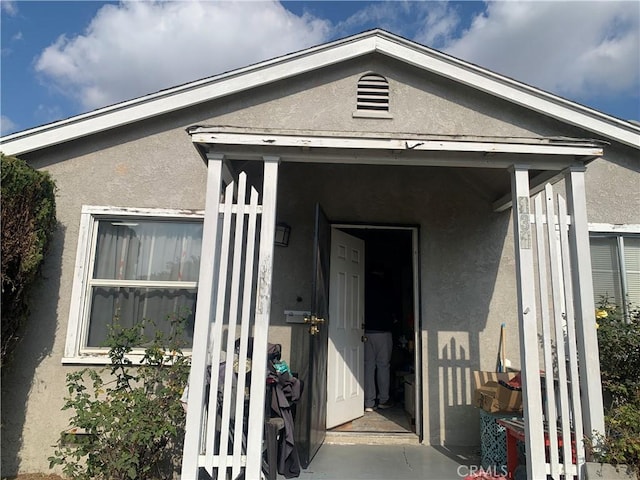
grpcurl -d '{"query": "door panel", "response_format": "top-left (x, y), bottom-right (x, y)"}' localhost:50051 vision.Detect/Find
top-left (327, 228), bottom-right (365, 428)
top-left (298, 204), bottom-right (330, 468)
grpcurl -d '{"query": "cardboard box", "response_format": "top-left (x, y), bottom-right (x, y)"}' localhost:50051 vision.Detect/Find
top-left (473, 371), bottom-right (522, 413)
top-left (496, 383), bottom-right (522, 412)
top-left (473, 381), bottom-right (499, 410)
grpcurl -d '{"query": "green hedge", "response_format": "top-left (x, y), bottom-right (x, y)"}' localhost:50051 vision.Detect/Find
top-left (1, 154), bottom-right (57, 366)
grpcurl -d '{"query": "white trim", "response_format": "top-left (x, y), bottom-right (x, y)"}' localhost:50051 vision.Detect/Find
top-left (88, 279), bottom-right (198, 289)
top-left (62, 349), bottom-right (193, 365)
top-left (352, 111), bottom-right (394, 119)
top-left (190, 130), bottom-right (604, 157)
top-left (588, 223), bottom-right (640, 234)
top-left (63, 205), bottom-right (204, 364)
top-left (2, 30), bottom-right (638, 155)
top-left (79, 205), bottom-right (205, 218)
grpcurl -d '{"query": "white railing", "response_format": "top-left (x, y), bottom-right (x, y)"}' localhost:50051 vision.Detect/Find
top-left (182, 158), bottom-right (280, 480)
top-left (530, 183), bottom-right (586, 479)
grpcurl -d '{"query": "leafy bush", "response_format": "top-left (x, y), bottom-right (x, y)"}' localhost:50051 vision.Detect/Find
top-left (1, 154), bottom-right (57, 366)
top-left (588, 300), bottom-right (640, 478)
top-left (48, 315), bottom-right (190, 479)
top-left (596, 301), bottom-right (640, 407)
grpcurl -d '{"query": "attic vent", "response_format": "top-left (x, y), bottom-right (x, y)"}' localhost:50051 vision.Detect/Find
top-left (357, 73), bottom-right (389, 112)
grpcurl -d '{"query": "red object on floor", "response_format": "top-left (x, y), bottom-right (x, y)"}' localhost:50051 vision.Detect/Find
top-left (497, 418), bottom-right (576, 478)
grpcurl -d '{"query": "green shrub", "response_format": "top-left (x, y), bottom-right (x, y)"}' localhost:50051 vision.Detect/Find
top-left (48, 315), bottom-right (191, 479)
top-left (588, 300), bottom-right (640, 478)
top-left (596, 300), bottom-right (640, 407)
top-left (1, 153), bottom-right (57, 366)
top-left (588, 397), bottom-right (640, 479)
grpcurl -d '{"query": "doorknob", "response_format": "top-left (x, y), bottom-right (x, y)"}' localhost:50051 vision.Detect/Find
top-left (304, 315), bottom-right (325, 325)
top-left (304, 315), bottom-right (325, 335)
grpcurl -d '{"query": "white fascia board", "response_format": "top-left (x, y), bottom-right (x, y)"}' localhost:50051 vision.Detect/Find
top-left (191, 131), bottom-right (604, 157)
top-left (376, 37), bottom-right (640, 149)
top-left (0, 36), bottom-right (376, 157)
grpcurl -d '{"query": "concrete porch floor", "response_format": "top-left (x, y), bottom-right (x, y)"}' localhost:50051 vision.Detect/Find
top-left (292, 405), bottom-right (480, 480)
top-left (296, 443), bottom-right (481, 480)
top-left (289, 403), bottom-right (481, 480)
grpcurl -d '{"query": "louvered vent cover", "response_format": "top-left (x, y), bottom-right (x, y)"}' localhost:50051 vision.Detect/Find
top-left (357, 73), bottom-right (389, 111)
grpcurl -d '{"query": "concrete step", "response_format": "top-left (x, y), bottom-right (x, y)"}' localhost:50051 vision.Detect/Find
top-left (324, 431), bottom-right (420, 445)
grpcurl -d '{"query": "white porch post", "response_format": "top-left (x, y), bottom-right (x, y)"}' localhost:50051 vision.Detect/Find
top-left (564, 165), bottom-right (605, 440)
top-left (181, 154), bottom-right (224, 479)
top-left (245, 156), bottom-right (280, 479)
top-left (510, 165), bottom-right (546, 480)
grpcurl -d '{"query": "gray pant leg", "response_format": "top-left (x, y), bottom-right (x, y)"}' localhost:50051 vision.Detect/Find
top-left (364, 332), bottom-right (393, 407)
top-left (375, 332), bottom-right (392, 404)
top-left (364, 337), bottom-right (377, 408)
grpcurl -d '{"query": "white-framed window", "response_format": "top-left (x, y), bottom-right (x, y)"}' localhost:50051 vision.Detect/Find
top-left (64, 206), bottom-right (204, 363)
top-left (589, 224), bottom-right (640, 315)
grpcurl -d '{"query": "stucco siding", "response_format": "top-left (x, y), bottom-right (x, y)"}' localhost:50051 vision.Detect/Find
top-left (1, 128), bottom-right (208, 476)
top-left (189, 54), bottom-right (591, 140)
top-left (584, 147), bottom-right (640, 224)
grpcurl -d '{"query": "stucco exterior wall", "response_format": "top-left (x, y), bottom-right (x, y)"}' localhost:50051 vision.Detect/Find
top-left (583, 147), bottom-right (640, 224)
top-left (2, 53), bottom-right (638, 474)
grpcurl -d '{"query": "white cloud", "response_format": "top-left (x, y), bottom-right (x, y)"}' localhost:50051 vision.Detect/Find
top-left (334, 1), bottom-right (414, 35)
top-left (1, 1), bottom-right (18, 17)
top-left (29, 0), bottom-right (640, 119)
top-left (413, 2), bottom-right (461, 47)
top-left (34, 104), bottom-right (64, 124)
top-left (334, 1), bottom-right (460, 48)
top-left (1, 115), bottom-right (18, 135)
top-left (34, 0), bottom-right (331, 110)
top-left (443, 1), bottom-right (640, 100)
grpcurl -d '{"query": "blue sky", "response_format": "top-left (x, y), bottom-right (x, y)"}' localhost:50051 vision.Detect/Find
top-left (1, 1), bottom-right (639, 136)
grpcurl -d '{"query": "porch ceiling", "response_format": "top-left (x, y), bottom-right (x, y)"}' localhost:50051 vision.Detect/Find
top-left (188, 126), bottom-right (605, 211)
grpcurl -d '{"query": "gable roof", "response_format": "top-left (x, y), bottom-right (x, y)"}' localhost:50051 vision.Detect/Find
top-left (1, 29), bottom-right (639, 156)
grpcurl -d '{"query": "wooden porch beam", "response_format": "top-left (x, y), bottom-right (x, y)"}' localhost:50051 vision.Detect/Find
top-left (204, 148), bottom-right (592, 171)
top-left (564, 166), bottom-right (605, 445)
top-left (191, 131), bottom-right (603, 157)
top-left (245, 156), bottom-right (280, 479)
top-left (181, 154), bottom-right (224, 479)
top-left (510, 165), bottom-right (546, 480)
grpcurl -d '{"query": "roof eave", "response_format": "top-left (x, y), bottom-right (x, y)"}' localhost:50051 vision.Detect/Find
top-left (1, 29), bottom-right (638, 156)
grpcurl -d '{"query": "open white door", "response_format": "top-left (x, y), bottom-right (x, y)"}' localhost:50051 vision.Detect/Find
top-left (326, 228), bottom-right (365, 429)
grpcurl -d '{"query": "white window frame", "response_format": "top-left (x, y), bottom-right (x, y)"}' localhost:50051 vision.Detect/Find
top-left (589, 223), bottom-right (640, 319)
top-left (63, 205), bottom-right (204, 364)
